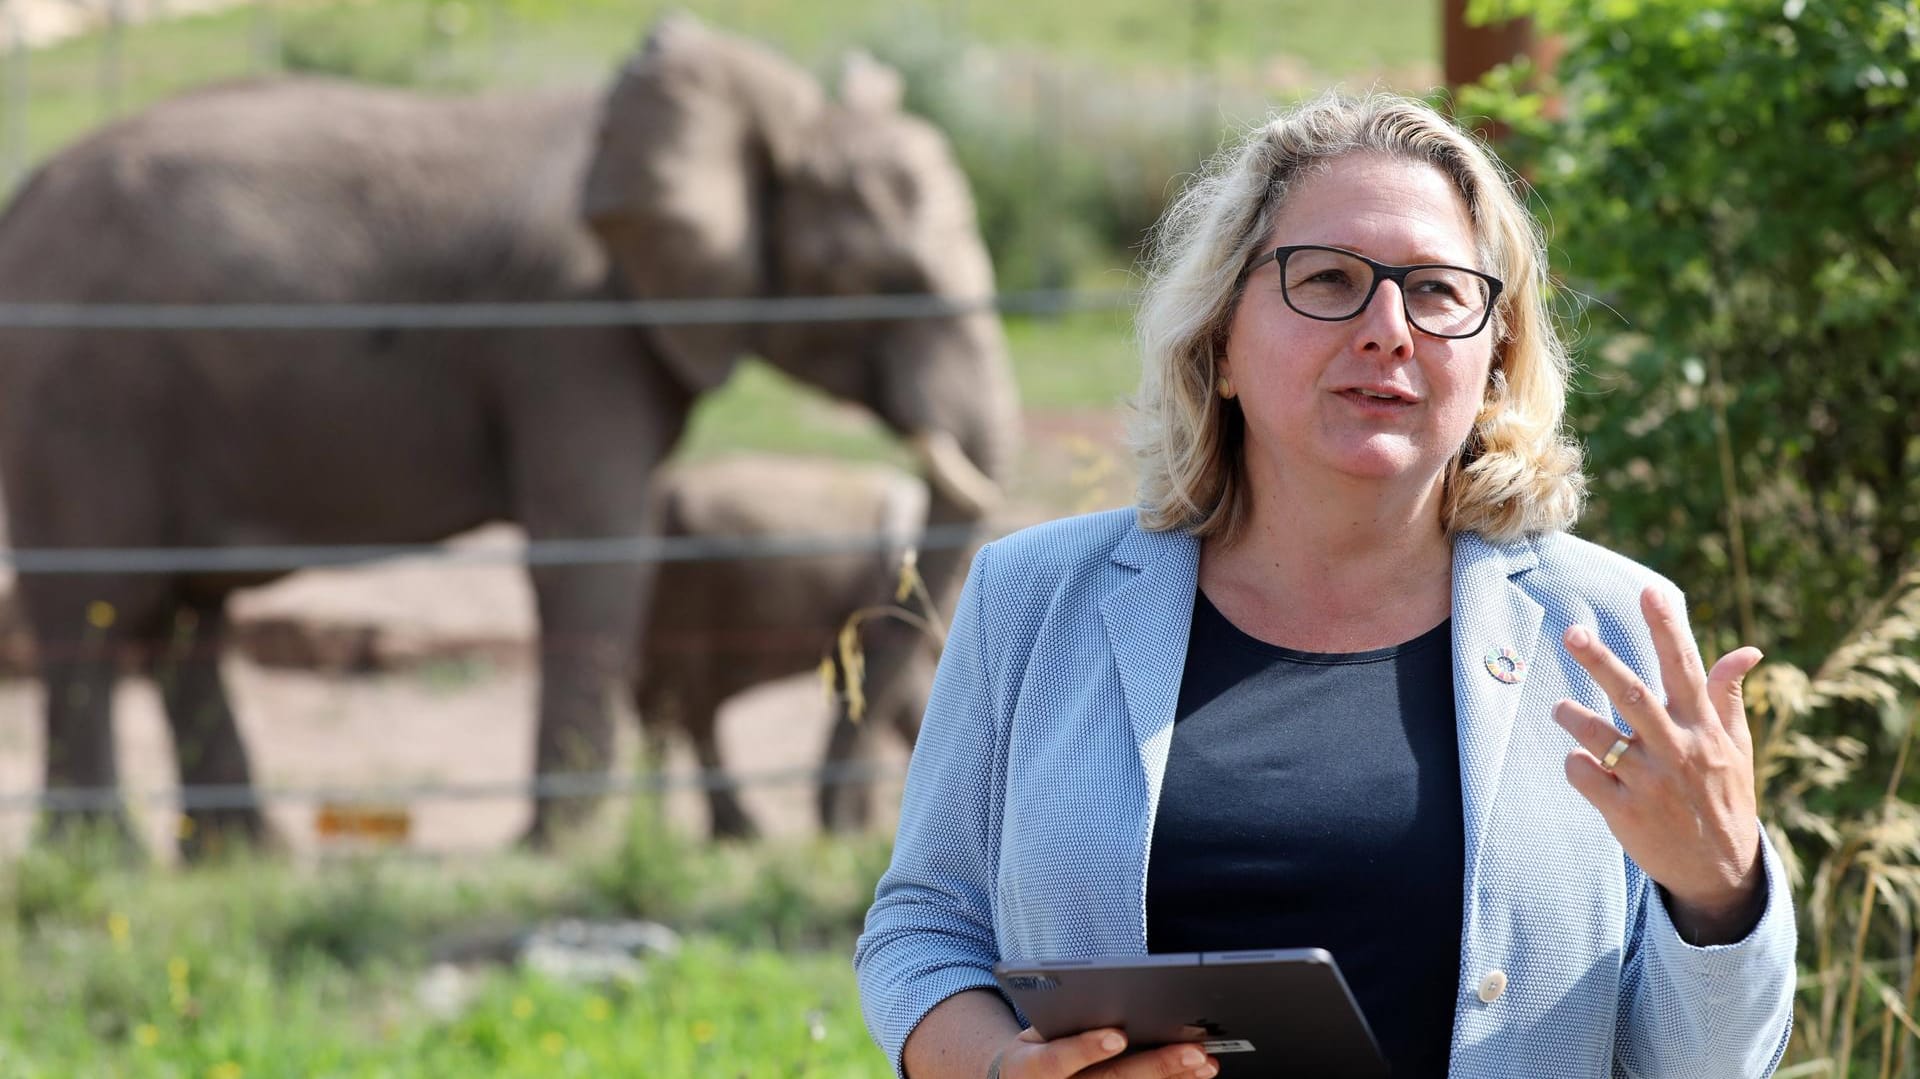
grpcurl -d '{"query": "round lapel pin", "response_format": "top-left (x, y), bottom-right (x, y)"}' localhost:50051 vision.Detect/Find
top-left (1483, 647), bottom-right (1526, 685)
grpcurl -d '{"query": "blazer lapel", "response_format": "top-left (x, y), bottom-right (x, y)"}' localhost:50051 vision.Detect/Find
top-left (1099, 524), bottom-right (1200, 815)
top-left (1450, 533), bottom-right (1545, 887)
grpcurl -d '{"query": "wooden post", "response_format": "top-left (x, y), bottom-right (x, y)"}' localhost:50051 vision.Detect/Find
top-left (1443, 0), bottom-right (1536, 91)
top-left (1441, 0), bottom-right (1562, 135)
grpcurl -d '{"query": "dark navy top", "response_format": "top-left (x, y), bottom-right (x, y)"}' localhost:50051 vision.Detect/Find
top-left (1147, 590), bottom-right (1464, 1077)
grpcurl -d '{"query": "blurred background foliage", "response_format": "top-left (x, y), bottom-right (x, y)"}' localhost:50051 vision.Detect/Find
top-left (1466, 1), bottom-right (1920, 1072)
top-left (1466, 0), bottom-right (1920, 672)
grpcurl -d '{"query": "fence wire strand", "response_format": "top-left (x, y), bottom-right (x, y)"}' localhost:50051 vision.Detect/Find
top-left (0, 287), bottom-right (1130, 330)
top-left (0, 521), bottom-right (1002, 574)
top-left (9, 760), bottom-right (908, 814)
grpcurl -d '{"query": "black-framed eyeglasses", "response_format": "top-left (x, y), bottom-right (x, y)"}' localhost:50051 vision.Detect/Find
top-left (1241, 244), bottom-right (1505, 340)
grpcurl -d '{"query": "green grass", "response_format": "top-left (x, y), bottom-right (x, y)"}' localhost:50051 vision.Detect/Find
top-left (1007, 307), bottom-right (1141, 412)
top-left (0, 819), bottom-right (896, 1076)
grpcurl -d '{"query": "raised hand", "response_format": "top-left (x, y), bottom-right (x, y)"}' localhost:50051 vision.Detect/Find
top-left (1549, 585), bottom-right (1768, 945)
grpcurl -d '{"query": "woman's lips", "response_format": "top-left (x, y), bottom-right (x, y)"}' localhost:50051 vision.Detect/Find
top-left (1336, 388), bottom-right (1418, 412)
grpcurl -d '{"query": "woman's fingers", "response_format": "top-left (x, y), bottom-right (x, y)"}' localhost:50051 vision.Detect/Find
top-left (1560, 622), bottom-right (1678, 750)
top-left (1639, 587), bottom-right (1711, 727)
top-left (1706, 646), bottom-right (1765, 741)
top-left (1006, 1029), bottom-right (1217, 1079)
top-left (1550, 699), bottom-right (1630, 813)
top-left (1092, 1043), bottom-right (1218, 1079)
top-left (1551, 699), bottom-right (1631, 772)
top-left (1015, 1027), bottom-right (1125, 1077)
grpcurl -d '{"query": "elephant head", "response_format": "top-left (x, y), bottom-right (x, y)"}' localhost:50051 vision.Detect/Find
top-left (582, 15), bottom-right (1016, 522)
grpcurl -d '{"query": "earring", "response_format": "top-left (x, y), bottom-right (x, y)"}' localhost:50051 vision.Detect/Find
top-left (1217, 376), bottom-right (1235, 400)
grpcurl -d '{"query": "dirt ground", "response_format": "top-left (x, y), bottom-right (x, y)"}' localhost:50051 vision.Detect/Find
top-left (0, 407), bottom-right (1132, 859)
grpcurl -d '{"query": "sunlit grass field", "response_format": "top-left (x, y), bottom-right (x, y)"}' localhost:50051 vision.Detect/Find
top-left (0, 819), bottom-right (897, 1076)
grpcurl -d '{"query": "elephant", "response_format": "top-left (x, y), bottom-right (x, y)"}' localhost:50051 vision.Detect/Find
top-left (634, 454), bottom-right (943, 840)
top-left (0, 14), bottom-right (1018, 857)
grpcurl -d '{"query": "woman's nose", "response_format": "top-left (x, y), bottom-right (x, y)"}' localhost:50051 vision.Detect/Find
top-left (1354, 279), bottom-right (1416, 358)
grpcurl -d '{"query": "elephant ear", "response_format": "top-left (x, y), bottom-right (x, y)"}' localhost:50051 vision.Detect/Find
top-left (583, 15), bottom-right (826, 394)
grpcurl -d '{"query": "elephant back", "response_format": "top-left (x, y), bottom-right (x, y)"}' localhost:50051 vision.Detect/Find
top-left (0, 78), bottom-right (607, 306)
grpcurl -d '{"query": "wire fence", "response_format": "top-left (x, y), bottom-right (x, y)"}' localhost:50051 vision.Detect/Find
top-left (0, 2), bottom-right (1156, 838)
top-left (11, 759), bottom-right (907, 814)
top-left (0, 288), bottom-right (1125, 576)
top-left (0, 287), bottom-right (1130, 330)
top-left (0, 522), bottom-right (998, 574)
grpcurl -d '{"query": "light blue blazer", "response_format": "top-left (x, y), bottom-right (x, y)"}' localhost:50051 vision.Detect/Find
top-left (856, 508), bottom-right (1795, 1078)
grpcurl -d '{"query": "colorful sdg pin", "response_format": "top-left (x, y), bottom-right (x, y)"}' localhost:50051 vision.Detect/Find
top-left (1484, 647), bottom-right (1526, 685)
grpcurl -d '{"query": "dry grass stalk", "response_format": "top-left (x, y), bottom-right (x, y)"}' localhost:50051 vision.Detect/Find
top-left (1751, 565), bottom-right (1920, 1073)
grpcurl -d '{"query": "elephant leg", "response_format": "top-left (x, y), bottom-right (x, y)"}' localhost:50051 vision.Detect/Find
top-left (152, 600), bottom-right (269, 861)
top-left (522, 561), bottom-right (647, 847)
top-left (497, 330), bottom-right (684, 848)
top-left (685, 694), bottom-right (756, 841)
top-left (27, 579), bottom-right (168, 856)
top-left (37, 641), bottom-right (137, 852)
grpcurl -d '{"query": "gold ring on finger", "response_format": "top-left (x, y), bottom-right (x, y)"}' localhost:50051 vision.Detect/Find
top-left (1601, 736), bottom-right (1632, 770)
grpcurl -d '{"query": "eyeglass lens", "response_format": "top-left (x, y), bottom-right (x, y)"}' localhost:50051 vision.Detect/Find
top-left (1282, 247), bottom-right (1491, 338)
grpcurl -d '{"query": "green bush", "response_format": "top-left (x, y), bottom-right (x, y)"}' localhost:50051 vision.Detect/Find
top-left (1465, 2), bottom-right (1920, 1071)
top-left (1463, 0), bottom-right (1920, 671)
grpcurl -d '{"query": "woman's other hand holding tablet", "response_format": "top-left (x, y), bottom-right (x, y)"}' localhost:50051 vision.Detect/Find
top-left (995, 1026), bottom-right (1218, 1079)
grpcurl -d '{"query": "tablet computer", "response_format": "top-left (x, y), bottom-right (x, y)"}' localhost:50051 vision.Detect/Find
top-left (993, 949), bottom-right (1387, 1078)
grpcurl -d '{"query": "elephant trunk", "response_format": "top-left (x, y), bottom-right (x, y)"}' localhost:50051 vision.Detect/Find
top-left (898, 315), bottom-right (1019, 610)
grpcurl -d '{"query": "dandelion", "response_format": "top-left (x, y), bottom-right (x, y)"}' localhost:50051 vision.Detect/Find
top-left (510, 995), bottom-right (534, 1021)
top-left (168, 957), bottom-right (193, 1015)
top-left (540, 1031), bottom-right (566, 1056)
top-left (107, 912), bottom-right (130, 949)
top-left (584, 996), bottom-right (611, 1022)
top-left (691, 1019), bottom-right (716, 1044)
top-left (207, 1063), bottom-right (242, 1079)
top-left (133, 1024), bottom-right (159, 1048)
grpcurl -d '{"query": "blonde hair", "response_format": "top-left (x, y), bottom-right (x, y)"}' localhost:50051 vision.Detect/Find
top-left (1131, 90), bottom-right (1584, 543)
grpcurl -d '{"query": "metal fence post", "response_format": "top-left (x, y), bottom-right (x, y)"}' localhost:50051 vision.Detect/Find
top-left (250, 0), bottom-right (277, 73)
top-left (2, 0), bottom-right (27, 190)
top-left (101, 0), bottom-right (125, 119)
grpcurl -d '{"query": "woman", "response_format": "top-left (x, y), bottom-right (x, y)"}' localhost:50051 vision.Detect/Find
top-left (856, 92), bottom-right (1795, 1079)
